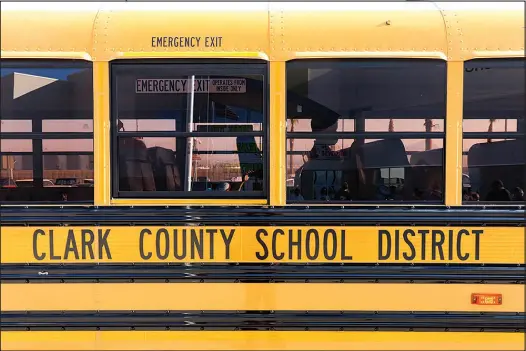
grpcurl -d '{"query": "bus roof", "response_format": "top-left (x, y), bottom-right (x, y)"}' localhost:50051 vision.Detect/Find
top-left (2, 2), bottom-right (523, 61)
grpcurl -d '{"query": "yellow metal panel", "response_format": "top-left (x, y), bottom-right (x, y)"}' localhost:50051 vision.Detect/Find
top-left (2, 226), bottom-right (522, 264)
top-left (2, 283), bottom-right (523, 312)
top-left (444, 62), bottom-right (464, 206)
top-left (439, 3), bottom-right (525, 61)
top-left (273, 2), bottom-right (447, 61)
top-left (93, 62), bottom-right (111, 206)
top-left (269, 62), bottom-right (286, 206)
top-left (1, 331), bottom-right (524, 350)
top-left (2, 3), bottom-right (523, 63)
top-left (0, 3), bottom-right (98, 59)
top-left (94, 3), bottom-right (270, 61)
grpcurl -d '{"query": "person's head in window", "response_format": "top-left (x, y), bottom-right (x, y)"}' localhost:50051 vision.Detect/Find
top-left (491, 179), bottom-right (504, 191)
top-left (511, 187), bottom-right (524, 201)
top-left (216, 182), bottom-right (230, 191)
top-left (337, 182), bottom-right (351, 200)
top-left (486, 179), bottom-right (511, 201)
top-left (470, 192), bottom-right (480, 201)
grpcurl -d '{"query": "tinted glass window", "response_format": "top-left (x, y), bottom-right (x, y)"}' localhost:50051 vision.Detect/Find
top-left (462, 59), bottom-right (525, 203)
top-left (286, 59), bottom-right (446, 203)
top-left (112, 62), bottom-right (267, 198)
top-left (0, 61), bottom-right (93, 203)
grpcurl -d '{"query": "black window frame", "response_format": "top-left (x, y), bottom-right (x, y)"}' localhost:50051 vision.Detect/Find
top-left (110, 59), bottom-right (269, 199)
top-left (285, 58), bottom-right (448, 204)
top-left (461, 58), bottom-right (525, 205)
top-left (0, 59), bottom-right (94, 204)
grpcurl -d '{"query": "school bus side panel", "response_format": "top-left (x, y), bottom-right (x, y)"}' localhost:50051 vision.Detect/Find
top-left (0, 3), bottom-right (98, 59)
top-left (94, 2), bottom-right (270, 61)
top-left (2, 331), bottom-right (524, 351)
top-left (439, 2), bottom-right (525, 60)
top-left (272, 2), bottom-right (447, 61)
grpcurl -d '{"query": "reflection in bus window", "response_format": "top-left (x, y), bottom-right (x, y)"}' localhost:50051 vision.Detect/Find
top-left (286, 59), bottom-right (446, 203)
top-left (0, 61), bottom-right (94, 203)
top-left (462, 59), bottom-right (525, 203)
top-left (112, 63), bottom-right (266, 198)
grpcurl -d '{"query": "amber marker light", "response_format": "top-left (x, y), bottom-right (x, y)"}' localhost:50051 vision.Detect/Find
top-left (471, 293), bottom-right (503, 305)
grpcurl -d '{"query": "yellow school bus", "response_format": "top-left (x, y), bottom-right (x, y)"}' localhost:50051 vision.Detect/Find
top-left (1, 2), bottom-right (524, 350)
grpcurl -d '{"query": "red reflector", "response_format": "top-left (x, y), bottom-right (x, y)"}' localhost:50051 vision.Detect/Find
top-left (471, 293), bottom-right (502, 305)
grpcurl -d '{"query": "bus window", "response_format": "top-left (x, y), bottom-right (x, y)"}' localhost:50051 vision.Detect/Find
top-left (286, 59), bottom-right (446, 203)
top-left (463, 59), bottom-right (525, 203)
top-left (0, 61), bottom-right (94, 203)
top-left (111, 62), bottom-right (267, 198)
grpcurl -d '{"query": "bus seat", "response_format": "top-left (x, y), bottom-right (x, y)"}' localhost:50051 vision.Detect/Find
top-left (119, 138), bottom-right (156, 191)
top-left (147, 146), bottom-right (182, 191)
top-left (346, 139), bottom-right (410, 200)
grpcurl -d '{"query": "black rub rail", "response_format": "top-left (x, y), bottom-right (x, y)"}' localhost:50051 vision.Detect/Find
top-left (1, 264), bottom-right (524, 283)
top-left (1, 311), bottom-right (523, 332)
top-left (0, 206), bottom-right (524, 226)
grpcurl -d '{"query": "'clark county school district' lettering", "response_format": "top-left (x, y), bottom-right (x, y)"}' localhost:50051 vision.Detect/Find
top-left (138, 228), bottom-right (352, 260)
top-left (30, 228), bottom-right (485, 262)
top-left (151, 36), bottom-right (223, 48)
top-left (378, 229), bottom-right (483, 261)
top-left (33, 229), bottom-right (112, 260)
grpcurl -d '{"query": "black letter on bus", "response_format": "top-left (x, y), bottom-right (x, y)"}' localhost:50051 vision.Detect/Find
top-left (323, 229), bottom-right (337, 260)
top-left (472, 229), bottom-right (483, 260)
top-left (190, 229), bottom-right (204, 259)
top-left (255, 229), bottom-right (269, 260)
top-left (81, 229), bottom-right (95, 260)
top-left (220, 229), bottom-right (235, 259)
top-left (98, 229), bottom-right (112, 259)
top-left (340, 230), bottom-right (353, 260)
top-left (378, 230), bottom-right (391, 260)
top-left (305, 229), bottom-right (319, 260)
top-left (49, 230), bottom-right (61, 260)
top-left (139, 229), bottom-right (152, 260)
top-left (394, 230), bottom-right (400, 260)
top-left (272, 229), bottom-right (285, 260)
top-left (419, 230), bottom-right (429, 261)
top-left (402, 229), bottom-right (416, 261)
top-left (431, 230), bottom-right (445, 260)
top-left (206, 229), bottom-right (217, 259)
top-left (289, 229), bottom-right (302, 260)
top-left (156, 228), bottom-right (169, 260)
top-left (64, 229), bottom-right (80, 260)
top-left (173, 229), bottom-right (187, 260)
top-left (457, 229), bottom-right (470, 261)
top-left (33, 229), bottom-right (46, 260)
